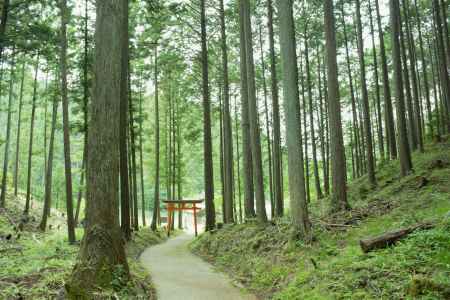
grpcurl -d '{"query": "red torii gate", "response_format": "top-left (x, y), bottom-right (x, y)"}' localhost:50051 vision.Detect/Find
top-left (163, 199), bottom-right (203, 237)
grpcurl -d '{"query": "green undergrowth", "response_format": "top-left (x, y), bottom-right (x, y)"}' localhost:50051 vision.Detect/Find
top-left (191, 139), bottom-right (450, 299)
top-left (0, 195), bottom-right (166, 299)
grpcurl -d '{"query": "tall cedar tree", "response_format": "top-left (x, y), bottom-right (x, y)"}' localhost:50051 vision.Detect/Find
top-left (66, 0), bottom-right (129, 294)
top-left (277, 0), bottom-right (311, 240)
top-left (390, 0), bottom-right (413, 176)
top-left (201, 0), bottom-right (216, 231)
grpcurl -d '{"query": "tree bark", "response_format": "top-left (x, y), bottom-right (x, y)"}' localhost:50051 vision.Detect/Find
top-left (324, 0), bottom-right (349, 212)
top-left (66, 0), bottom-right (129, 295)
top-left (201, 0), bottom-right (216, 231)
top-left (267, 0), bottom-right (283, 217)
top-left (356, 0), bottom-right (377, 186)
top-left (241, 0), bottom-right (267, 223)
top-left (13, 59), bottom-right (25, 197)
top-left (24, 54), bottom-right (39, 215)
top-left (238, 0), bottom-right (255, 219)
top-left (39, 84), bottom-right (59, 231)
top-left (151, 45), bottom-right (160, 231)
top-left (277, 0), bottom-right (311, 240)
top-left (219, 0), bottom-right (234, 224)
top-left (304, 24), bottom-right (323, 200)
top-left (390, 0), bottom-right (413, 176)
top-left (0, 49), bottom-right (15, 208)
top-left (120, 0), bottom-right (131, 240)
top-left (59, 0), bottom-right (76, 244)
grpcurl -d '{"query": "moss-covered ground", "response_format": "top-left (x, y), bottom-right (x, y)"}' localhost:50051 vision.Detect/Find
top-left (0, 195), bottom-right (166, 299)
top-left (191, 139), bottom-right (450, 299)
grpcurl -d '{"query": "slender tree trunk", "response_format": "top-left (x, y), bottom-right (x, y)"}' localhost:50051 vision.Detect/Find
top-left (0, 0), bottom-right (10, 62)
top-left (390, 0), bottom-right (413, 176)
top-left (374, 0), bottom-right (397, 160)
top-left (277, 0), bottom-right (311, 240)
top-left (267, 0), bottom-right (283, 217)
top-left (129, 70), bottom-right (139, 231)
top-left (39, 86), bottom-right (59, 231)
top-left (413, 0), bottom-right (433, 139)
top-left (201, 0), bottom-right (216, 231)
top-left (299, 52), bottom-right (311, 203)
top-left (258, 26), bottom-right (274, 218)
top-left (219, 0), bottom-right (234, 224)
top-left (66, 0), bottom-right (129, 293)
top-left (151, 45), bottom-right (160, 231)
top-left (341, 4), bottom-right (362, 176)
top-left (138, 76), bottom-right (145, 227)
top-left (234, 96), bottom-right (243, 223)
top-left (0, 49), bottom-right (15, 208)
top-left (238, 0), bottom-right (255, 219)
top-left (24, 55), bottom-right (39, 215)
top-left (324, 0), bottom-right (349, 212)
top-left (404, 0), bottom-right (424, 152)
top-left (13, 59), bottom-right (25, 196)
top-left (241, 0), bottom-right (267, 223)
top-left (316, 48), bottom-right (329, 196)
top-left (368, 0), bottom-right (385, 161)
top-left (60, 0), bottom-right (76, 243)
top-left (304, 24), bottom-right (323, 199)
top-left (356, 0), bottom-right (377, 186)
top-left (434, 0), bottom-right (450, 131)
top-left (120, 0), bottom-right (131, 239)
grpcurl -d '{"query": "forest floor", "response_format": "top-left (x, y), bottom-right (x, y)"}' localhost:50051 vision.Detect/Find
top-left (0, 195), bottom-right (167, 299)
top-left (140, 232), bottom-right (256, 300)
top-left (191, 138), bottom-right (450, 299)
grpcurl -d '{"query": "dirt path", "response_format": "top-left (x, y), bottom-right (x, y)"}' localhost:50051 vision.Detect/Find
top-left (140, 233), bottom-right (256, 300)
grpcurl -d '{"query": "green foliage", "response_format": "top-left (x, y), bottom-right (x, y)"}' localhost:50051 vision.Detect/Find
top-left (191, 140), bottom-right (450, 299)
top-left (0, 196), bottom-right (165, 299)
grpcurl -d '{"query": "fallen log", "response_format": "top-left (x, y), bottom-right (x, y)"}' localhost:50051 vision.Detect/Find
top-left (360, 223), bottom-right (435, 253)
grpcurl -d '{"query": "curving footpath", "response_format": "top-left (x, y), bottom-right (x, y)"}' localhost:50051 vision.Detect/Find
top-left (140, 233), bottom-right (257, 300)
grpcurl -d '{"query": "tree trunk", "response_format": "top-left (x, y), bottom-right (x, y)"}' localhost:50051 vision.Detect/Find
top-left (390, 0), bottom-right (413, 176)
top-left (39, 84), bottom-right (59, 231)
top-left (129, 70), bottom-right (139, 231)
top-left (201, 0), bottom-right (216, 231)
top-left (234, 96), bottom-right (243, 223)
top-left (258, 26), bottom-right (274, 219)
top-left (304, 24), bottom-right (323, 200)
top-left (267, 0), bottom-right (283, 217)
top-left (24, 54), bottom-right (39, 215)
top-left (120, 0), bottom-right (131, 240)
top-left (219, 0), bottom-right (234, 224)
top-left (299, 51), bottom-right (311, 204)
top-left (0, 0), bottom-right (10, 62)
top-left (151, 45), bottom-right (160, 231)
top-left (316, 48), bottom-right (328, 196)
top-left (238, 0), bottom-right (255, 220)
top-left (324, 0), bottom-right (349, 212)
top-left (356, 0), bottom-right (377, 186)
top-left (59, 0), bottom-right (76, 244)
top-left (375, 0), bottom-right (397, 160)
top-left (241, 0), bottom-right (267, 223)
top-left (341, 4), bottom-right (362, 177)
top-left (138, 75), bottom-right (146, 227)
top-left (13, 59), bottom-right (25, 197)
top-left (368, 0), bottom-right (385, 161)
top-left (0, 49), bottom-right (15, 208)
top-left (434, 0), bottom-right (450, 131)
top-left (66, 0), bottom-right (129, 294)
top-left (277, 0), bottom-right (311, 240)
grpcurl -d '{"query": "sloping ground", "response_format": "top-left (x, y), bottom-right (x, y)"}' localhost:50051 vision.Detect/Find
top-left (191, 139), bottom-right (450, 299)
top-left (0, 194), bottom-right (165, 299)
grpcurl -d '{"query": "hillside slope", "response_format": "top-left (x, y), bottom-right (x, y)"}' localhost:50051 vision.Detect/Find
top-left (0, 195), bottom-right (165, 299)
top-left (191, 140), bottom-right (450, 299)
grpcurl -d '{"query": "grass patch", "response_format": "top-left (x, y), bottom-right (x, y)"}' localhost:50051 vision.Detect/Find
top-left (0, 195), bottom-right (165, 299)
top-left (191, 140), bottom-right (450, 299)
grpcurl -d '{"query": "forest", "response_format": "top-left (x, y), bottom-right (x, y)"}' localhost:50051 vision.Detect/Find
top-left (0, 0), bottom-right (449, 299)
